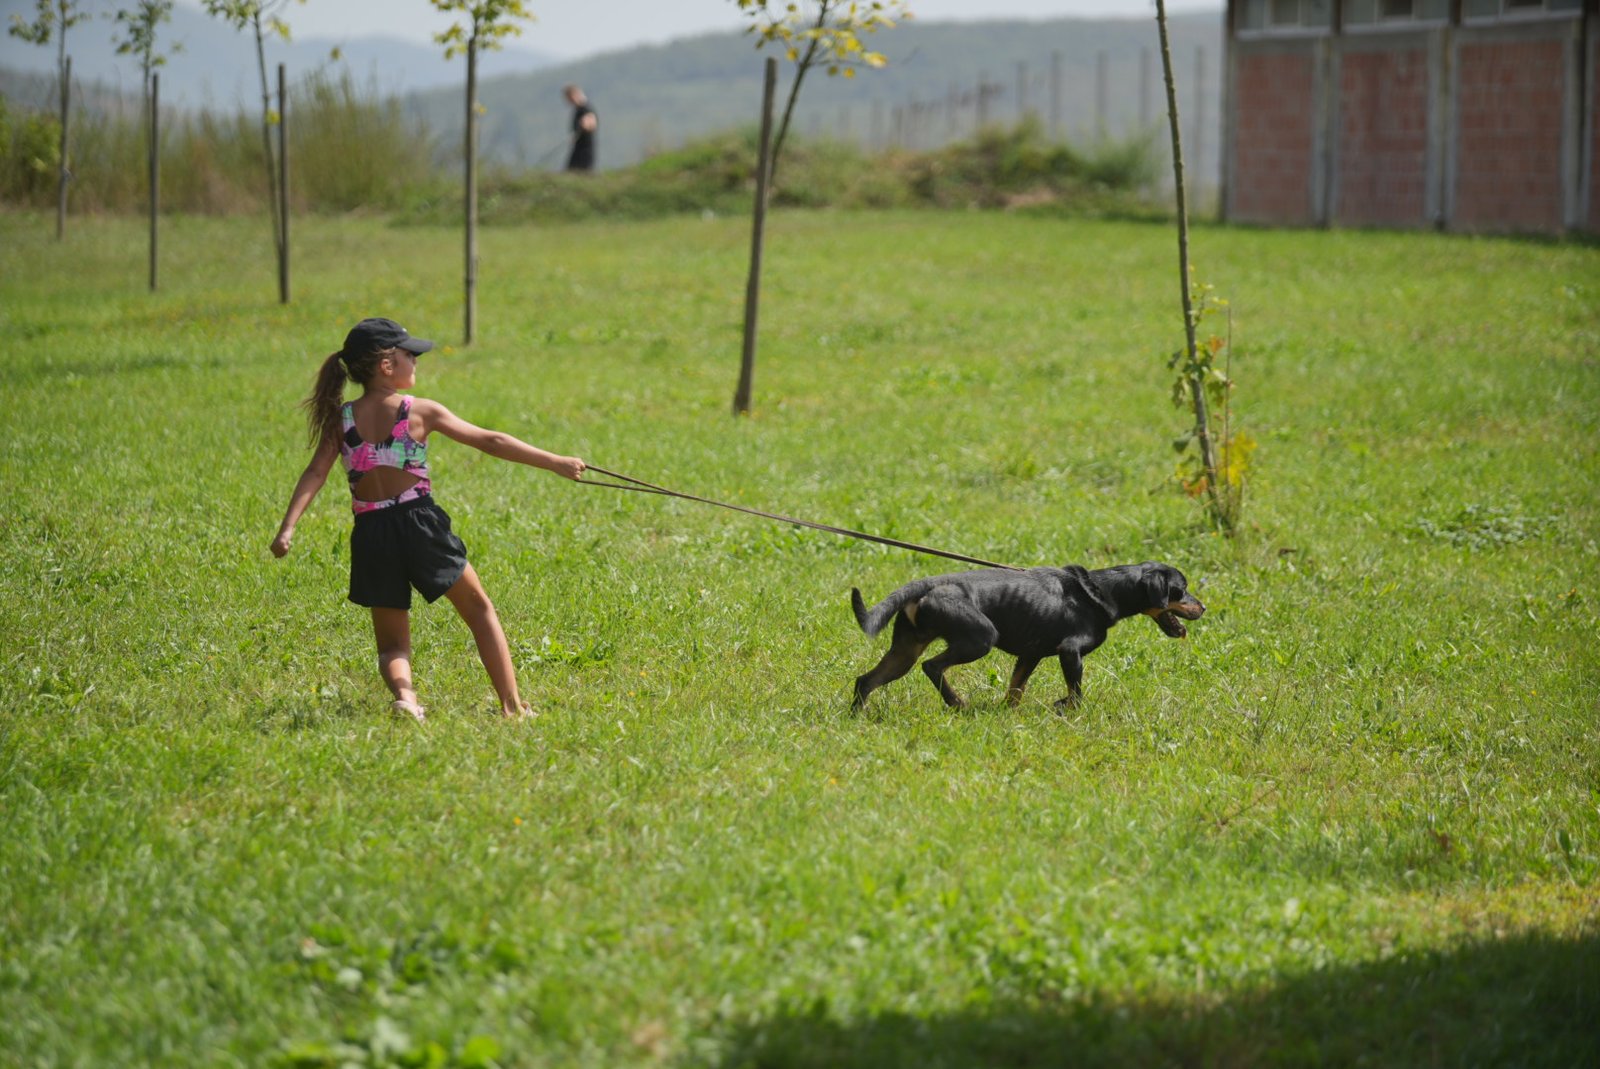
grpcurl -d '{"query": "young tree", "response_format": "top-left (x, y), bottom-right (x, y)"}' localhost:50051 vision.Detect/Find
top-left (1155, 0), bottom-right (1247, 533)
top-left (112, 1), bottom-right (174, 107)
top-left (733, 0), bottom-right (907, 185)
top-left (8, 0), bottom-right (88, 241)
top-left (431, 0), bottom-right (534, 345)
top-left (202, 0), bottom-right (300, 303)
top-left (729, 0), bottom-right (909, 415)
top-left (111, 1), bottom-right (176, 290)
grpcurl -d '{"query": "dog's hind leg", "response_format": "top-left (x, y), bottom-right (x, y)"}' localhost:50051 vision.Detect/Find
top-left (1006, 656), bottom-right (1043, 705)
top-left (852, 615), bottom-right (929, 709)
top-left (914, 590), bottom-right (999, 708)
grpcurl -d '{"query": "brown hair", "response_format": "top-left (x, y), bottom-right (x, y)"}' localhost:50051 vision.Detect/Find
top-left (301, 346), bottom-right (393, 448)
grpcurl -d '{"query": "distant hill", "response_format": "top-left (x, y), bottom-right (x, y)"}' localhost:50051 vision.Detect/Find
top-left (407, 14), bottom-right (1224, 188)
top-left (1, 11), bottom-right (1224, 192)
top-left (0, 0), bottom-right (555, 112)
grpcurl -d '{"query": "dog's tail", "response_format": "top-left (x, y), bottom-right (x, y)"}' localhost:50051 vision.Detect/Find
top-left (851, 582), bottom-right (928, 638)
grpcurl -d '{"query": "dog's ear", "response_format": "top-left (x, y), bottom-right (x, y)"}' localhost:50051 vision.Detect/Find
top-left (1142, 564), bottom-right (1169, 609)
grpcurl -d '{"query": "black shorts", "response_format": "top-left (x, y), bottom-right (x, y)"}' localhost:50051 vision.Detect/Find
top-left (348, 496), bottom-right (468, 610)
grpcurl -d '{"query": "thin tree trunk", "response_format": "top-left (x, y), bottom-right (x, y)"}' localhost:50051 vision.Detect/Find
top-left (768, 4), bottom-right (828, 186)
top-left (735, 57), bottom-right (778, 416)
top-left (56, 53), bottom-right (69, 241)
top-left (464, 35), bottom-right (479, 344)
top-left (1155, 0), bottom-right (1219, 497)
top-left (278, 62), bottom-right (289, 304)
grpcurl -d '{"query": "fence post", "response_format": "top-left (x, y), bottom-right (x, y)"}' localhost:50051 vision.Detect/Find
top-left (464, 38), bottom-right (478, 344)
top-left (1193, 46), bottom-right (1206, 202)
top-left (149, 73), bottom-right (160, 291)
top-left (1096, 49), bottom-right (1108, 139)
top-left (57, 55), bottom-right (70, 241)
top-left (1050, 50), bottom-right (1063, 138)
top-left (1141, 47), bottom-right (1152, 128)
top-left (734, 57), bottom-right (778, 417)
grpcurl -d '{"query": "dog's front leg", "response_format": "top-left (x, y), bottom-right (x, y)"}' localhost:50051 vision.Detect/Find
top-left (1054, 648), bottom-right (1084, 710)
top-left (1006, 656), bottom-right (1042, 705)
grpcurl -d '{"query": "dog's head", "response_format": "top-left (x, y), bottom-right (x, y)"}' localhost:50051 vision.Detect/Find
top-left (1136, 562), bottom-right (1206, 638)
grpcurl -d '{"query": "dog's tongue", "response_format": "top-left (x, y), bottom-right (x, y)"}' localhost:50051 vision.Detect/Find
top-left (1155, 610), bottom-right (1188, 639)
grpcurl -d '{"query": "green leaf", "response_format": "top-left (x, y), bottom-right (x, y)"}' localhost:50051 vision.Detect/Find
top-left (459, 1035), bottom-right (502, 1068)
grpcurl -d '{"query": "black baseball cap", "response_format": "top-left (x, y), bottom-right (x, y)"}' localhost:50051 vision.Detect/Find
top-left (341, 317), bottom-right (434, 357)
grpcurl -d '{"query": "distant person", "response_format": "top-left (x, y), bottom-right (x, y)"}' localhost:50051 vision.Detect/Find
top-left (563, 84), bottom-right (598, 172)
top-left (271, 317), bottom-right (586, 722)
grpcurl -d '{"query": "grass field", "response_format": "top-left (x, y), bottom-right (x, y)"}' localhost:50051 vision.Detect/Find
top-left (2, 208), bottom-right (1597, 1068)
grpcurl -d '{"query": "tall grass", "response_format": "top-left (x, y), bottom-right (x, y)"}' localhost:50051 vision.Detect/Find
top-left (0, 69), bottom-right (425, 214)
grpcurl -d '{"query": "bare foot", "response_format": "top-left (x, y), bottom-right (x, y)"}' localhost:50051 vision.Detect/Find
top-left (391, 699), bottom-right (427, 723)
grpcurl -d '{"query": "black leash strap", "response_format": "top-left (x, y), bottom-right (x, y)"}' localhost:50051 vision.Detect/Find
top-left (580, 465), bottom-right (1020, 571)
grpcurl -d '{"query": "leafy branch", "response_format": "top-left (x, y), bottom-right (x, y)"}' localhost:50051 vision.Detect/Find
top-left (734, 0), bottom-right (908, 183)
top-left (1168, 270), bottom-right (1251, 525)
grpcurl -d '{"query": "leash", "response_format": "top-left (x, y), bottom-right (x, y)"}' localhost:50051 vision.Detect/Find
top-left (579, 465), bottom-right (1021, 571)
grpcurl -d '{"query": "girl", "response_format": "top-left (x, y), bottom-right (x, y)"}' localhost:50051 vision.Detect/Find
top-left (271, 317), bottom-right (585, 721)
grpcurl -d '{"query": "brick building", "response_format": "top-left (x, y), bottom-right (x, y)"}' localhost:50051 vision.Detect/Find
top-left (1222, 0), bottom-right (1598, 234)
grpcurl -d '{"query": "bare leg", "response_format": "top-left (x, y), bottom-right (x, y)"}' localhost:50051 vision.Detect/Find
top-left (371, 607), bottom-right (423, 718)
top-left (443, 564), bottom-right (526, 717)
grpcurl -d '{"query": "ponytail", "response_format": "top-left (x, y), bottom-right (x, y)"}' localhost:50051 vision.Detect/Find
top-left (301, 344), bottom-right (395, 449)
top-left (303, 351), bottom-right (348, 449)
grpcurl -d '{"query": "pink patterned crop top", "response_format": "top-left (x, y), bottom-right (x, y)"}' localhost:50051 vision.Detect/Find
top-left (340, 396), bottom-right (432, 515)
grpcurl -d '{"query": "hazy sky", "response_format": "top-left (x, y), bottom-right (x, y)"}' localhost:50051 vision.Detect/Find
top-left (166, 0), bottom-right (1218, 59)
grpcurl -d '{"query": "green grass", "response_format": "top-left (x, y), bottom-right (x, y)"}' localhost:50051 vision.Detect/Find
top-left (1, 209), bottom-right (1597, 1068)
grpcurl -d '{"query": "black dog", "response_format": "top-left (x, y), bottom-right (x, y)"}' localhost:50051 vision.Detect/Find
top-left (850, 561), bottom-right (1204, 709)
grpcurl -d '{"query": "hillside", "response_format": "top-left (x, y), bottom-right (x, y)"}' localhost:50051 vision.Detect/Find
top-left (1, 12), bottom-right (1225, 193)
top-left (0, 0), bottom-right (555, 112)
top-left (410, 14), bottom-right (1224, 188)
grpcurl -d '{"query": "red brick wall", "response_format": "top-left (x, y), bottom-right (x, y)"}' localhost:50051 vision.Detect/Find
top-left (1230, 50), bottom-right (1317, 225)
top-left (1453, 38), bottom-right (1566, 232)
top-left (1336, 47), bottom-right (1430, 227)
top-left (1590, 32), bottom-right (1599, 232)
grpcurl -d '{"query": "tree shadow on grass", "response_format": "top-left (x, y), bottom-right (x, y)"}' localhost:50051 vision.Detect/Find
top-left (705, 930), bottom-right (1598, 1068)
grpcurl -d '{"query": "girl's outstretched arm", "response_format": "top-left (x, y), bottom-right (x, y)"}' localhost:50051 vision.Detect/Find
top-left (272, 437), bottom-right (338, 557)
top-left (414, 399), bottom-right (586, 480)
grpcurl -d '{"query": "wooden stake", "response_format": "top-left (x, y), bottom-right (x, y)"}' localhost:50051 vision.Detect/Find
top-left (278, 62), bottom-right (290, 304)
top-left (734, 57), bottom-right (778, 417)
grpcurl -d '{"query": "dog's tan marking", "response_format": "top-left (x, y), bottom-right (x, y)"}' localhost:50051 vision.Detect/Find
top-left (1145, 601), bottom-right (1205, 620)
top-left (904, 599), bottom-right (921, 626)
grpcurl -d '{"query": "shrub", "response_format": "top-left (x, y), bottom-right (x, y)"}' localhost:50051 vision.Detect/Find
top-left (0, 96), bottom-right (61, 204)
top-left (0, 71), bottom-right (425, 215)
